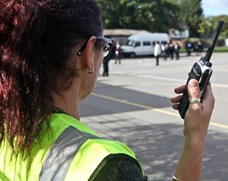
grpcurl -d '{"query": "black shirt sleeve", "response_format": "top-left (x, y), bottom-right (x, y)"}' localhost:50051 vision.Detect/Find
top-left (89, 154), bottom-right (149, 181)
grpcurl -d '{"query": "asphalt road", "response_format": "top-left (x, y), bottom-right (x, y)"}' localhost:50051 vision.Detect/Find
top-left (80, 52), bottom-right (228, 181)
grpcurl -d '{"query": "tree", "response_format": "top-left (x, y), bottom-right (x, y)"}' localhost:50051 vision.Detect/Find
top-left (97, 0), bottom-right (179, 33)
top-left (198, 15), bottom-right (228, 39)
top-left (178, 0), bottom-right (203, 37)
top-left (212, 15), bottom-right (228, 40)
top-left (198, 18), bottom-right (213, 38)
top-left (98, 0), bottom-right (221, 39)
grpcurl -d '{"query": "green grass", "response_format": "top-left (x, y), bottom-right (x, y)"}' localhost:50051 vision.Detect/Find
top-left (180, 46), bottom-right (228, 53)
top-left (214, 46), bottom-right (228, 52)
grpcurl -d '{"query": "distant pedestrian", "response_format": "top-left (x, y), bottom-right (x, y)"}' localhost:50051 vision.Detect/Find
top-left (161, 42), bottom-right (166, 59)
top-left (198, 41), bottom-right (203, 53)
top-left (154, 41), bottom-right (161, 66)
top-left (195, 41), bottom-right (203, 55)
top-left (168, 43), bottom-right (174, 60)
top-left (174, 42), bottom-right (181, 60)
top-left (103, 54), bottom-right (111, 76)
top-left (164, 43), bottom-right (169, 60)
top-left (115, 41), bottom-right (121, 64)
top-left (185, 41), bottom-right (193, 56)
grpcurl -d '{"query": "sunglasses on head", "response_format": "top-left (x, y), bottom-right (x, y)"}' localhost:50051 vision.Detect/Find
top-left (76, 36), bottom-right (113, 58)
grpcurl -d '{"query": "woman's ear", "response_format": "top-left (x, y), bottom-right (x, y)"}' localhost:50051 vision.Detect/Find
top-left (81, 36), bottom-right (97, 71)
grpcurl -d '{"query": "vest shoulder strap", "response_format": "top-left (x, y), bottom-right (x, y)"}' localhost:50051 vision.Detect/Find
top-left (40, 113), bottom-right (143, 181)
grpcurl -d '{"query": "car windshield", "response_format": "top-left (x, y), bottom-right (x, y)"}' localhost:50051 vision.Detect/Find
top-left (127, 40), bottom-right (134, 46)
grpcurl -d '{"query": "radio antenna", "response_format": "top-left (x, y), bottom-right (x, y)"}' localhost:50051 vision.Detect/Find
top-left (204, 21), bottom-right (224, 62)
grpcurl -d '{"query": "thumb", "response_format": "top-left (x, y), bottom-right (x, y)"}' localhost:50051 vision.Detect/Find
top-left (187, 79), bottom-right (202, 112)
top-left (188, 79), bottom-right (200, 100)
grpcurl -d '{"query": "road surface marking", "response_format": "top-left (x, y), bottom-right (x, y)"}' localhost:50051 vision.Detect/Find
top-left (92, 92), bottom-right (228, 130)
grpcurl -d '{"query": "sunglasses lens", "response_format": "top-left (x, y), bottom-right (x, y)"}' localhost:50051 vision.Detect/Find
top-left (103, 43), bottom-right (111, 57)
top-left (95, 36), bottom-right (113, 58)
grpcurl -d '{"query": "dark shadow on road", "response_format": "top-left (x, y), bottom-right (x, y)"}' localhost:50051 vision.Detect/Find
top-left (80, 81), bottom-right (228, 180)
top-left (86, 119), bottom-right (228, 181)
top-left (80, 82), bottom-right (171, 117)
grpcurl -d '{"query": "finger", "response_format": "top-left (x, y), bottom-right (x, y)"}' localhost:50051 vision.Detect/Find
top-left (171, 95), bottom-right (182, 103)
top-left (174, 85), bottom-right (186, 94)
top-left (172, 104), bottom-right (179, 110)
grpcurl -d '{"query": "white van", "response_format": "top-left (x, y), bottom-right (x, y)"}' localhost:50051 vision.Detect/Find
top-left (121, 33), bottom-right (169, 57)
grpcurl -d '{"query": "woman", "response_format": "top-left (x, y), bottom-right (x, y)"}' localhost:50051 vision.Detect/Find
top-left (0, 0), bottom-right (214, 181)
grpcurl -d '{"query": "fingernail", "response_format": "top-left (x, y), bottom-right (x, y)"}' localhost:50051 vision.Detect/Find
top-left (189, 79), bottom-right (197, 87)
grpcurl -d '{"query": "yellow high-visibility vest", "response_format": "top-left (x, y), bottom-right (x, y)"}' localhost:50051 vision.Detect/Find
top-left (0, 113), bottom-right (144, 181)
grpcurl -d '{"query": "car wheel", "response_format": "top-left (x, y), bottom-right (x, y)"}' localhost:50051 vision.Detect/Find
top-left (130, 52), bottom-right (136, 58)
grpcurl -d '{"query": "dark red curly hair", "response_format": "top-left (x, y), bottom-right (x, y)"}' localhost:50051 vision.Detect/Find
top-left (0, 0), bottom-right (103, 154)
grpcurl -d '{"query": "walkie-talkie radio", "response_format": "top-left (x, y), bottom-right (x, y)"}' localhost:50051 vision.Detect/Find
top-left (178, 21), bottom-right (224, 119)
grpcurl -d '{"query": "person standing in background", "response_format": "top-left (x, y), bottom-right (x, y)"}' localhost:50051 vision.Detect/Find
top-left (102, 53), bottom-right (111, 76)
top-left (185, 41), bottom-right (193, 56)
top-left (174, 42), bottom-right (181, 60)
top-left (154, 41), bottom-right (161, 66)
top-left (169, 42), bottom-right (174, 60)
top-left (115, 41), bottom-right (121, 64)
top-left (164, 43), bottom-right (169, 60)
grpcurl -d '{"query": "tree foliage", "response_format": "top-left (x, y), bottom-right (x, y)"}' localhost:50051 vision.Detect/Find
top-left (177, 0), bottom-right (203, 37)
top-left (98, 0), bottom-right (227, 39)
top-left (211, 16), bottom-right (228, 39)
top-left (198, 15), bottom-right (228, 40)
top-left (97, 0), bottom-right (179, 32)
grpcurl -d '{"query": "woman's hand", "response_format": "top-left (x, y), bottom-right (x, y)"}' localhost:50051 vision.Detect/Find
top-left (171, 79), bottom-right (215, 142)
top-left (171, 79), bottom-right (215, 181)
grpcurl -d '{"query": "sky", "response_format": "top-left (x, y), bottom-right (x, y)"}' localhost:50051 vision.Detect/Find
top-left (202, 0), bottom-right (228, 17)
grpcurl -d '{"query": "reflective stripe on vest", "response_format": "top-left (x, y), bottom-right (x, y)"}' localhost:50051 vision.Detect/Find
top-left (39, 126), bottom-right (98, 180)
top-left (39, 119), bottom-right (144, 180)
